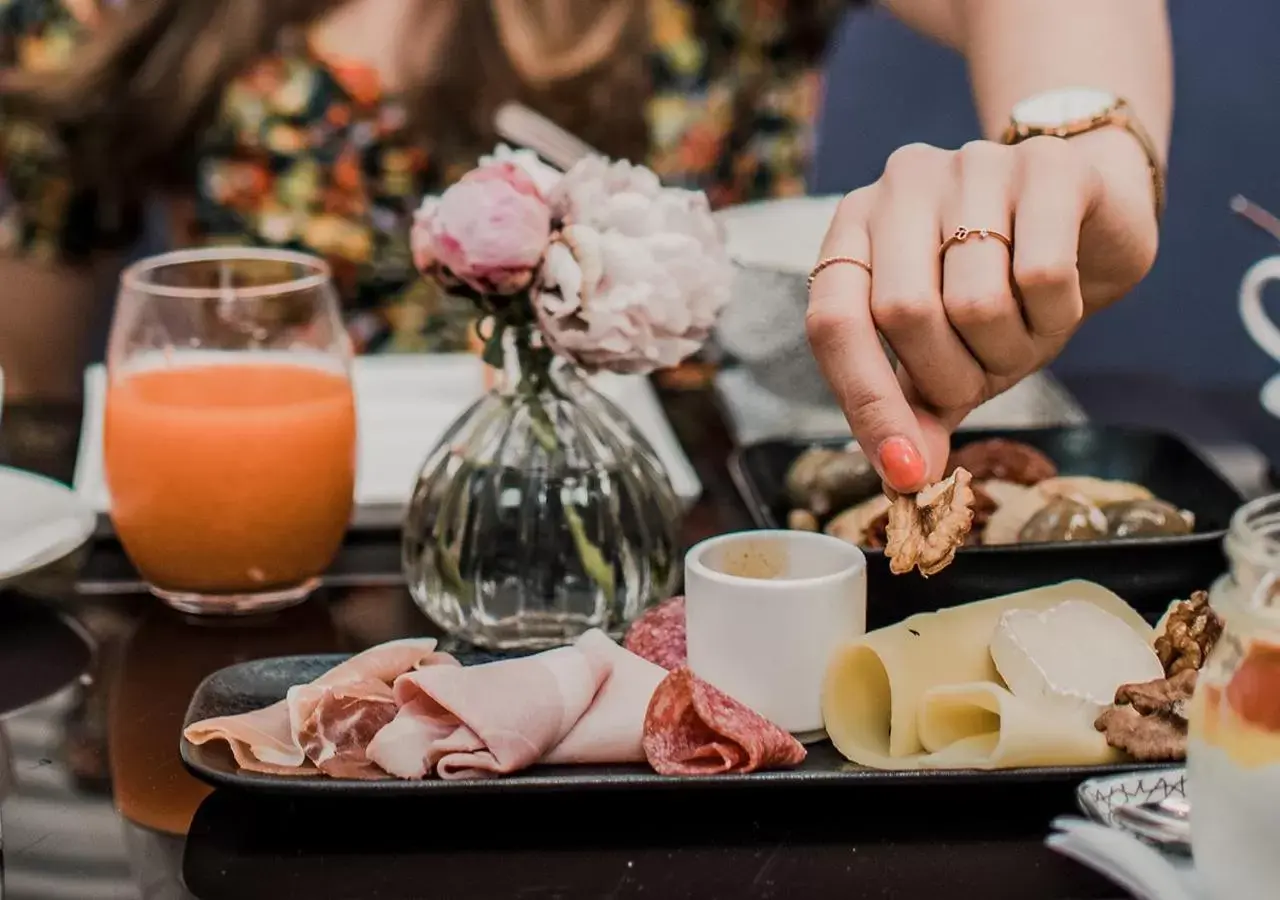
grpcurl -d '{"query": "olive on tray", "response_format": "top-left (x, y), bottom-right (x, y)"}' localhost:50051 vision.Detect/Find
top-left (1102, 499), bottom-right (1194, 539)
top-left (1018, 496), bottom-right (1109, 543)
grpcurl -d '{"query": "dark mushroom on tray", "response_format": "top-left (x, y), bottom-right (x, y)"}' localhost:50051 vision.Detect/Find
top-left (784, 443), bottom-right (881, 519)
top-left (783, 438), bottom-right (1195, 553)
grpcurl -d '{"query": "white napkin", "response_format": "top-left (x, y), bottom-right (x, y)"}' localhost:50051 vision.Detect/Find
top-left (716, 195), bottom-right (841, 273)
top-left (74, 355), bottom-right (701, 526)
top-left (716, 368), bottom-right (1088, 445)
top-left (1046, 817), bottom-right (1208, 900)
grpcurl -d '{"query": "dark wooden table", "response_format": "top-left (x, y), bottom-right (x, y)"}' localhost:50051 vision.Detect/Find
top-left (0, 386), bottom-right (1171, 900)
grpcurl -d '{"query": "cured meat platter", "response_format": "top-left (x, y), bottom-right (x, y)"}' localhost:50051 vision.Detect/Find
top-left (729, 425), bottom-right (1244, 625)
top-left (180, 570), bottom-right (1207, 794)
top-left (180, 650), bottom-right (1154, 796)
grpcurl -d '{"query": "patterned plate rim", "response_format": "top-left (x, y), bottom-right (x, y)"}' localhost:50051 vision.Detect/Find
top-left (1076, 766), bottom-right (1187, 826)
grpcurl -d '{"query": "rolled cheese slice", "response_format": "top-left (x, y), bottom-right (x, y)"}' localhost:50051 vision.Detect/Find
top-left (915, 682), bottom-right (1125, 769)
top-left (821, 580), bottom-right (1151, 770)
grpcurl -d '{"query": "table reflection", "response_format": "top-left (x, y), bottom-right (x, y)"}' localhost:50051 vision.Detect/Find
top-left (182, 781), bottom-right (1116, 900)
top-left (0, 585), bottom-right (440, 900)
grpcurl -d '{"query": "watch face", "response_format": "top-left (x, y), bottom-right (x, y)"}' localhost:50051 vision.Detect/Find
top-left (1012, 88), bottom-right (1117, 128)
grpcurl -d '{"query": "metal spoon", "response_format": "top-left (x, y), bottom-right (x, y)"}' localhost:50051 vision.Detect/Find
top-left (1112, 797), bottom-right (1192, 854)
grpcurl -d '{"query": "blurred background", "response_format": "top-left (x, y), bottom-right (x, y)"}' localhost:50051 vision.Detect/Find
top-left (89, 0), bottom-right (1280, 396)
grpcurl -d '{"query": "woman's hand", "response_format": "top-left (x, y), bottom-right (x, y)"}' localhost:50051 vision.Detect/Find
top-left (806, 129), bottom-right (1159, 493)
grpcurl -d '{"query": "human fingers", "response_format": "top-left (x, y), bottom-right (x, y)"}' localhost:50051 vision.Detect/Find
top-left (1010, 136), bottom-right (1089, 341)
top-left (939, 141), bottom-right (1037, 377)
top-left (868, 144), bottom-right (986, 418)
top-left (806, 187), bottom-right (930, 492)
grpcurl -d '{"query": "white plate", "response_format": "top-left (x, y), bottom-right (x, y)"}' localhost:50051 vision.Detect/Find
top-left (0, 467), bottom-right (96, 586)
top-left (1077, 767), bottom-right (1187, 827)
top-left (73, 355), bottom-right (702, 529)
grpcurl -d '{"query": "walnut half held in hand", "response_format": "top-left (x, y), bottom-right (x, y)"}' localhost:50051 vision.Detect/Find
top-left (884, 468), bottom-right (976, 577)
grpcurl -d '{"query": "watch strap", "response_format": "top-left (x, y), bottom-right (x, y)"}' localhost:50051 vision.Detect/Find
top-left (1112, 99), bottom-right (1167, 220)
top-left (1002, 98), bottom-right (1166, 220)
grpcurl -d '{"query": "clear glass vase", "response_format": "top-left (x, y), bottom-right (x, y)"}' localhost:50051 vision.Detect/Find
top-left (402, 328), bottom-right (683, 649)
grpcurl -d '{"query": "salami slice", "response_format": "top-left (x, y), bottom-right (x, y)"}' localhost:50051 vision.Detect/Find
top-left (623, 596), bottom-right (687, 670)
top-left (642, 667), bottom-right (807, 775)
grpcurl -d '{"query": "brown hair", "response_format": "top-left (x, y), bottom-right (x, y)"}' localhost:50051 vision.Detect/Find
top-left (0, 0), bottom-right (647, 193)
top-left (428, 1), bottom-right (648, 167)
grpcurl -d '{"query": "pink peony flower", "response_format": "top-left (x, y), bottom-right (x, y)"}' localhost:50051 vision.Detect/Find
top-left (534, 156), bottom-right (732, 374)
top-left (411, 162), bottom-right (552, 295)
top-left (479, 144), bottom-right (563, 198)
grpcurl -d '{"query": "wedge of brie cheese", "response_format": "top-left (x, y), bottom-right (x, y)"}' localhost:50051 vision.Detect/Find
top-left (990, 600), bottom-right (1165, 726)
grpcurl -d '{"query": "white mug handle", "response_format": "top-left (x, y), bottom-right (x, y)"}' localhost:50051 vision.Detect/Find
top-left (1240, 256), bottom-right (1280, 363)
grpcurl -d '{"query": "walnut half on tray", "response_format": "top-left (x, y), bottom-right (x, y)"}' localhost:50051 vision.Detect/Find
top-left (1094, 669), bottom-right (1198, 762)
top-left (1093, 591), bottom-right (1223, 763)
top-left (884, 468), bottom-right (976, 577)
top-left (1155, 590), bottom-right (1223, 676)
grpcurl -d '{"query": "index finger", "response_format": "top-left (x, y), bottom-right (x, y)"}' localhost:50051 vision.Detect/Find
top-left (804, 189), bottom-right (932, 493)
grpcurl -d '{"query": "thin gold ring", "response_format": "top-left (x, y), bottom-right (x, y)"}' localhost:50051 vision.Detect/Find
top-left (807, 256), bottom-right (872, 291)
top-left (938, 227), bottom-right (1013, 259)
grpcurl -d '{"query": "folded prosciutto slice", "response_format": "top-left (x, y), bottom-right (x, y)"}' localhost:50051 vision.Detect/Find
top-left (366, 629), bottom-right (666, 779)
top-left (183, 638), bottom-right (449, 777)
top-left (643, 667), bottom-right (807, 776)
top-left (290, 679), bottom-right (397, 779)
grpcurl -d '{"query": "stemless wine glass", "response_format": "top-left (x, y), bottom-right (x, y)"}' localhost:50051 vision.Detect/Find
top-left (105, 248), bottom-right (357, 615)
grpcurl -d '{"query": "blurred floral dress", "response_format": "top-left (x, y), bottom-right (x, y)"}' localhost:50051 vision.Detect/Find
top-left (0, 0), bottom-right (845, 353)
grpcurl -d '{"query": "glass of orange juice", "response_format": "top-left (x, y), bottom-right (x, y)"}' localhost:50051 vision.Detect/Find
top-left (105, 248), bottom-right (357, 615)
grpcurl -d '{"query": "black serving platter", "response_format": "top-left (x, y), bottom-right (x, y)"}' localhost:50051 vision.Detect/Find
top-left (180, 651), bottom-right (1154, 796)
top-left (729, 425), bottom-right (1244, 628)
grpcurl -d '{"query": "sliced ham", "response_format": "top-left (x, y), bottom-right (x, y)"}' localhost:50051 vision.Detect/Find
top-left (183, 638), bottom-right (449, 775)
top-left (543, 629), bottom-right (667, 765)
top-left (366, 631), bottom-right (615, 780)
top-left (642, 667), bottom-right (808, 776)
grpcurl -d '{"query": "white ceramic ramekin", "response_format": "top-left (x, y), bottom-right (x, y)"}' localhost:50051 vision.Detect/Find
top-left (684, 529), bottom-right (867, 735)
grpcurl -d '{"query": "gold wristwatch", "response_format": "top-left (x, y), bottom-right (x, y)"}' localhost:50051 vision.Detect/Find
top-left (1001, 88), bottom-right (1166, 219)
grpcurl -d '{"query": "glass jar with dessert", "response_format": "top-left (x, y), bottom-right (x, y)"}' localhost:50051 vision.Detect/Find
top-left (1190, 493), bottom-right (1280, 900)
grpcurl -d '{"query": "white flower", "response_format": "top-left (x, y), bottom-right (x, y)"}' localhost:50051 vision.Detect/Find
top-left (534, 156), bottom-right (732, 374)
top-left (479, 144), bottom-right (563, 199)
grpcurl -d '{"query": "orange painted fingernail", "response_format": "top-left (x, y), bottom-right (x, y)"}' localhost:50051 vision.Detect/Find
top-left (877, 436), bottom-right (926, 492)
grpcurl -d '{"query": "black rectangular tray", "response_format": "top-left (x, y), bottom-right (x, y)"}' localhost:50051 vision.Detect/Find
top-left (181, 651), bottom-right (1152, 797)
top-left (729, 425), bottom-right (1244, 627)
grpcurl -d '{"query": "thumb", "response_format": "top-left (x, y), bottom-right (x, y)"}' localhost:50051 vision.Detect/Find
top-left (899, 372), bottom-right (970, 486)
top-left (906, 405), bottom-right (956, 487)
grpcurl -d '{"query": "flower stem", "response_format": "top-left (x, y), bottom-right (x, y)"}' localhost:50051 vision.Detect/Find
top-left (508, 325), bottom-right (616, 604)
top-left (564, 506), bottom-right (614, 602)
